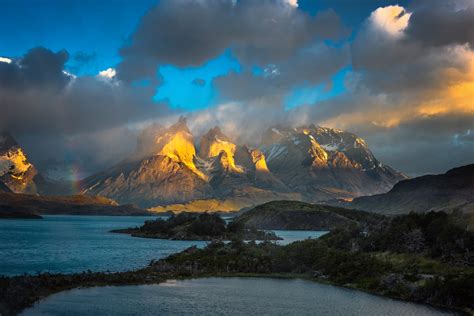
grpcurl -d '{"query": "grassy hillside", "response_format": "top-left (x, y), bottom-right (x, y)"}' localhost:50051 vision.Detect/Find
top-left (233, 200), bottom-right (384, 230)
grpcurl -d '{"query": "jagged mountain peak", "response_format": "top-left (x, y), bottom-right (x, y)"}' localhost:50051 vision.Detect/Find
top-left (155, 118), bottom-right (205, 180)
top-left (262, 125), bottom-right (380, 171)
top-left (168, 115), bottom-right (191, 134)
top-left (205, 126), bottom-right (229, 140)
top-left (199, 126), bottom-right (243, 174)
top-left (0, 131), bottom-right (38, 193)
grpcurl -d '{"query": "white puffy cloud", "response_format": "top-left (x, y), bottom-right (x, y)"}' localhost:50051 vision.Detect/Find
top-left (284, 0), bottom-right (298, 8)
top-left (0, 57), bottom-right (12, 64)
top-left (98, 68), bottom-right (117, 79)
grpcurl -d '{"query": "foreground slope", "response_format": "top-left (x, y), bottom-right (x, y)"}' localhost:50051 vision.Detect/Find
top-left (347, 164), bottom-right (474, 214)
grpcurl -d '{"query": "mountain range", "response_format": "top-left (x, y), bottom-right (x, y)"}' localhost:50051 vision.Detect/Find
top-left (1, 123), bottom-right (472, 215)
top-left (79, 117), bottom-right (407, 210)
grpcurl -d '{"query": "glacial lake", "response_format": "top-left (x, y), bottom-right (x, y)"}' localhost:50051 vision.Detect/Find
top-left (23, 277), bottom-right (456, 316)
top-left (0, 215), bottom-right (327, 276)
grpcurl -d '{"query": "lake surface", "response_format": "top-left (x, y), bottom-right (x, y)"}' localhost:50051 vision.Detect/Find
top-left (0, 215), bottom-right (205, 276)
top-left (23, 277), bottom-right (455, 316)
top-left (0, 216), bottom-right (326, 276)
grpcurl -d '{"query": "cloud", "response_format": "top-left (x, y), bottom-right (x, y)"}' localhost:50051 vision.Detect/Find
top-left (291, 2), bottom-right (474, 175)
top-left (2, 1), bottom-right (473, 178)
top-left (405, 0), bottom-right (474, 49)
top-left (0, 47), bottom-right (168, 176)
top-left (118, 0), bottom-right (349, 82)
top-left (0, 57), bottom-right (12, 64)
top-left (369, 5), bottom-right (411, 37)
top-left (98, 67), bottom-right (117, 79)
top-left (284, 0), bottom-right (298, 8)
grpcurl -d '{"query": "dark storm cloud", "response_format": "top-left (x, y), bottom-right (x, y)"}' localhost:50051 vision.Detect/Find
top-left (405, 0), bottom-right (474, 49)
top-left (118, 0), bottom-right (349, 82)
top-left (0, 47), bottom-right (169, 175)
top-left (214, 38), bottom-right (349, 102)
top-left (0, 47), bottom-right (70, 90)
top-left (0, 48), bottom-right (162, 135)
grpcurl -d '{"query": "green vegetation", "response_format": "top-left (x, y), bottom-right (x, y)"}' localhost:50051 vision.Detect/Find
top-left (322, 211), bottom-right (474, 265)
top-left (111, 212), bottom-right (280, 241)
top-left (1, 211), bottom-right (473, 315)
top-left (158, 211), bottom-right (474, 312)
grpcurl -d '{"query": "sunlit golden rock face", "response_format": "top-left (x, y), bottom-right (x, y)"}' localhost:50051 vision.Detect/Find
top-left (250, 149), bottom-right (270, 173)
top-left (306, 135), bottom-right (329, 168)
top-left (0, 132), bottom-right (37, 193)
top-left (200, 126), bottom-right (243, 173)
top-left (154, 117), bottom-right (207, 180)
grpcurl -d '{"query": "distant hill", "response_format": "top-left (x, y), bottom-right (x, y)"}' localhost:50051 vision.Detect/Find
top-left (347, 164), bottom-right (474, 215)
top-left (232, 200), bottom-right (384, 230)
top-left (0, 192), bottom-right (151, 217)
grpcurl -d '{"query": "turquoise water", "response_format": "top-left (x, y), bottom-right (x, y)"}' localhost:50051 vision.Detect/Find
top-left (0, 215), bottom-right (206, 276)
top-left (0, 216), bottom-right (326, 276)
top-left (23, 277), bottom-right (455, 316)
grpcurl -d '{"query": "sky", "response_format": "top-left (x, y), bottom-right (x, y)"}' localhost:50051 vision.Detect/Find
top-left (0, 0), bottom-right (473, 179)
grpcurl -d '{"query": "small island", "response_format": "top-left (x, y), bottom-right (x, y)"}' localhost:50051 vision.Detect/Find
top-left (111, 212), bottom-right (281, 241)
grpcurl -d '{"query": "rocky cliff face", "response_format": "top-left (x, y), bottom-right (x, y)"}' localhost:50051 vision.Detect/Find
top-left (81, 119), bottom-right (406, 210)
top-left (261, 125), bottom-right (406, 200)
top-left (0, 132), bottom-right (38, 193)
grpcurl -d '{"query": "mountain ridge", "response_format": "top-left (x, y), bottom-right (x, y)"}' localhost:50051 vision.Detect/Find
top-left (343, 164), bottom-right (474, 214)
top-left (80, 118), bottom-right (407, 210)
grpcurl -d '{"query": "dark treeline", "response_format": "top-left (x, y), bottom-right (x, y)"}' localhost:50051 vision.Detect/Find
top-left (112, 212), bottom-right (280, 241)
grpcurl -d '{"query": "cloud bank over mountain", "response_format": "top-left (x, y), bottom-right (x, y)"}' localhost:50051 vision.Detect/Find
top-left (0, 0), bottom-right (472, 177)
